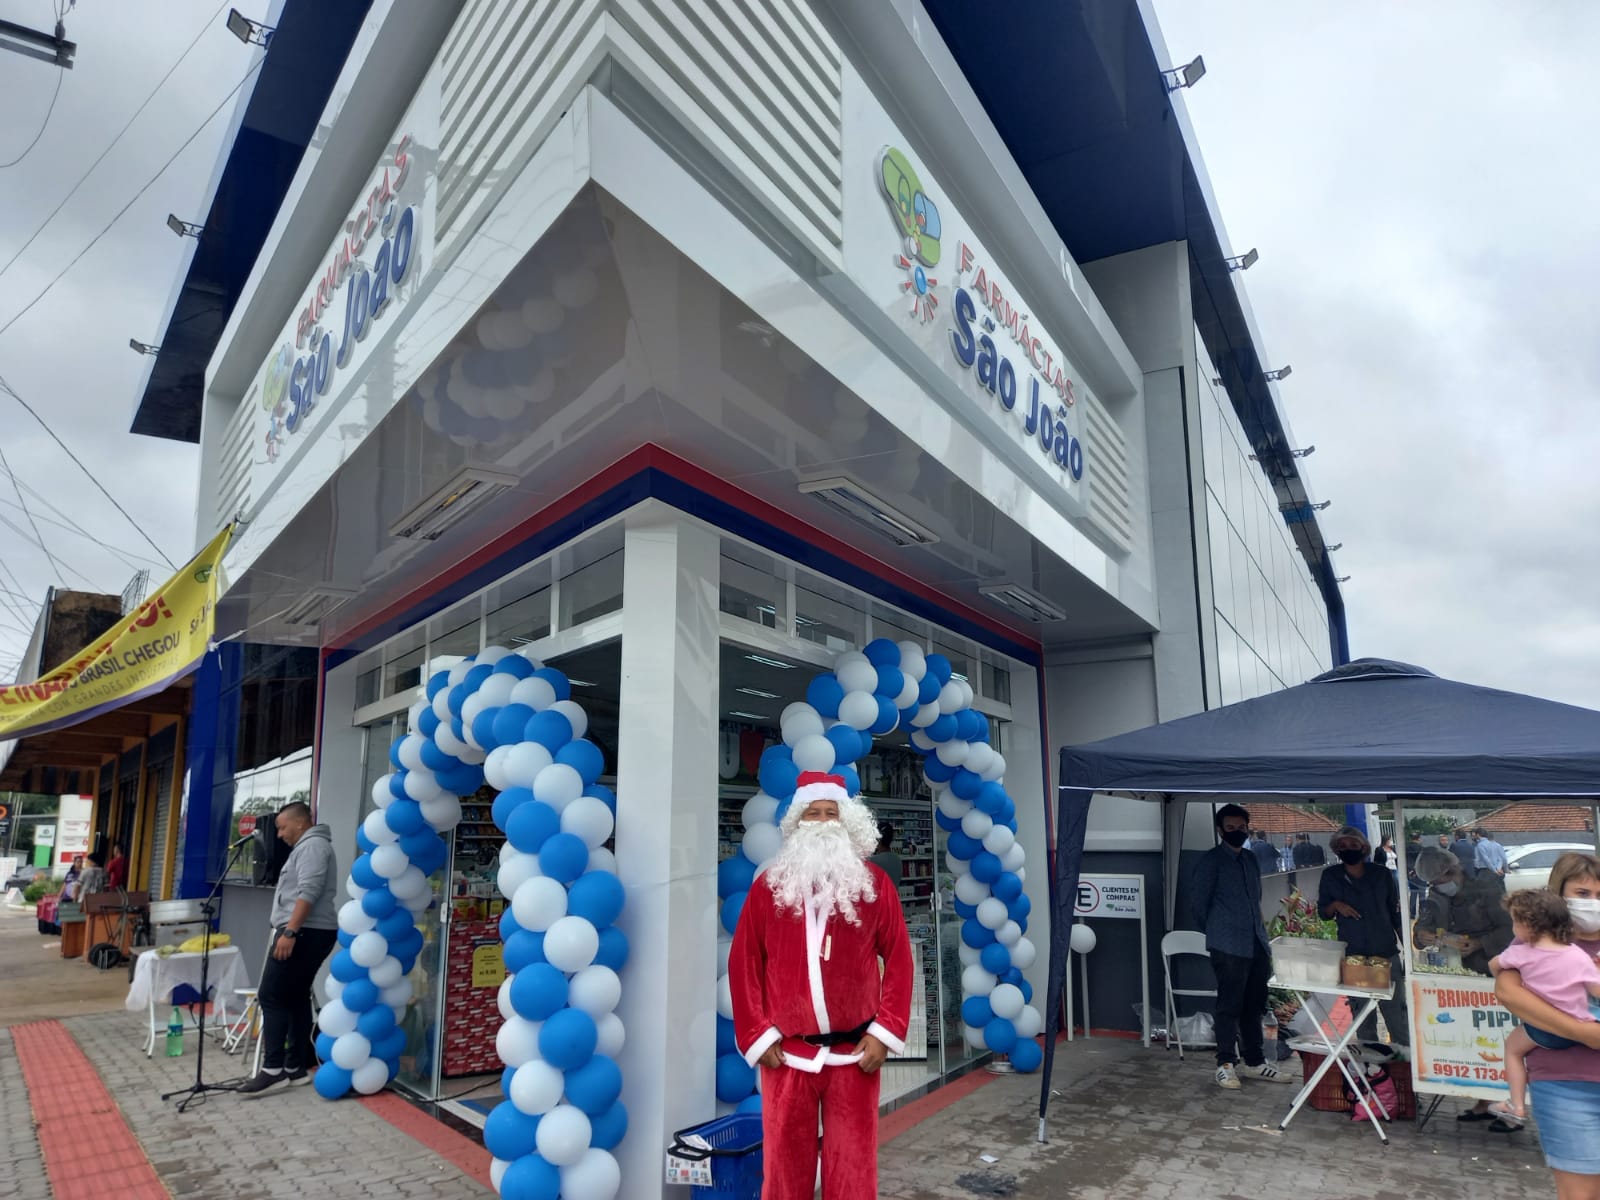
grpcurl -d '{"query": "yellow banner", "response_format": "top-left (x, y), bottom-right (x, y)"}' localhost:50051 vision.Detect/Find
top-left (0, 526), bottom-right (233, 740)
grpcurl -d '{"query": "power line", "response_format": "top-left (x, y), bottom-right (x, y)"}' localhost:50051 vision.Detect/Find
top-left (0, 441), bottom-right (62, 580)
top-left (0, 374), bottom-right (175, 568)
top-left (0, 511), bottom-right (95, 589)
top-left (0, 463), bottom-right (168, 570)
top-left (0, 0), bottom-right (231, 285)
top-left (0, 55), bottom-right (263, 341)
top-left (0, 60), bottom-right (65, 170)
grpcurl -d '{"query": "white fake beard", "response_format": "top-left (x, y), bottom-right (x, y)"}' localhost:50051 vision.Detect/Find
top-left (766, 820), bottom-right (876, 926)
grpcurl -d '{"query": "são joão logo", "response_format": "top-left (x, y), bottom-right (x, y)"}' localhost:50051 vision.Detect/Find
top-left (878, 147), bottom-right (942, 322)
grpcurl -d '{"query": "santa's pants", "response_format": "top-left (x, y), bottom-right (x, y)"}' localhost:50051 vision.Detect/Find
top-left (760, 1063), bottom-right (881, 1199)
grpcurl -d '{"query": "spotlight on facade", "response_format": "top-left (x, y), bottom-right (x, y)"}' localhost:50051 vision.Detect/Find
top-left (797, 477), bottom-right (939, 547)
top-left (129, 338), bottom-right (160, 356)
top-left (225, 8), bottom-right (274, 46)
top-left (1225, 248), bottom-right (1259, 272)
top-left (1290, 445), bottom-right (1315, 458)
top-left (1336, 575), bottom-right (1351, 583)
top-left (1264, 365), bottom-right (1292, 382)
top-left (1310, 500), bottom-right (1331, 511)
top-left (977, 582), bottom-right (1067, 624)
top-left (1162, 55), bottom-right (1206, 91)
top-left (166, 214), bottom-right (203, 239)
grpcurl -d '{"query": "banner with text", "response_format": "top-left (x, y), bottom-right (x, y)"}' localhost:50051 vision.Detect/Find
top-left (1409, 973), bottom-right (1515, 1100)
top-left (0, 526), bottom-right (232, 741)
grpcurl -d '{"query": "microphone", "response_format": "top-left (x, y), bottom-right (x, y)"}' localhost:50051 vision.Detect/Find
top-left (228, 831), bottom-right (256, 849)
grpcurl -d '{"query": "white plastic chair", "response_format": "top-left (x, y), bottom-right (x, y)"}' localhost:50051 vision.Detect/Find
top-left (222, 987), bottom-right (264, 1075)
top-left (1161, 930), bottom-right (1217, 1059)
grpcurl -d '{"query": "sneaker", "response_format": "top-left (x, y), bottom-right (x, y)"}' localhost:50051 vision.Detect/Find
top-left (237, 1071), bottom-right (291, 1099)
top-left (1243, 1061), bottom-right (1297, 1084)
top-left (285, 1068), bottom-right (311, 1087)
top-left (1215, 1064), bottom-right (1241, 1090)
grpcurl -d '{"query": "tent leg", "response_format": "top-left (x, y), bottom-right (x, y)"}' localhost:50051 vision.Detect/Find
top-left (1037, 1116), bottom-right (1047, 1144)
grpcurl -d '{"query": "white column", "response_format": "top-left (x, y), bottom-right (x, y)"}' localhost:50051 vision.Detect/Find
top-left (613, 502), bottom-right (721, 1191)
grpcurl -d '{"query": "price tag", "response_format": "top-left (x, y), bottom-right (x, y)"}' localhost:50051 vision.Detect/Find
top-left (471, 941), bottom-right (505, 988)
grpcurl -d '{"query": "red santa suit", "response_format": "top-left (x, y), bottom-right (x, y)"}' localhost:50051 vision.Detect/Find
top-left (729, 855), bottom-right (912, 1199)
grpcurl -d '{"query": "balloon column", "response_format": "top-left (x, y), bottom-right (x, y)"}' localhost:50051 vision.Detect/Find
top-left (714, 640), bottom-right (1044, 1111)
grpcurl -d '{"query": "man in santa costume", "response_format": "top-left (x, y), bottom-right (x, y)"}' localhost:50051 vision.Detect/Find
top-left (729, 770), bottom-right (913, 1199)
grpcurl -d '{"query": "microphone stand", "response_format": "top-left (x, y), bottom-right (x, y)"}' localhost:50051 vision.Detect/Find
top-left (163, 835), bottom-right (252, 1111)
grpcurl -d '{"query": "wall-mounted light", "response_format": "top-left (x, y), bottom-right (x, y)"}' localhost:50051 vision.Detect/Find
top-left (1264, 365), bottom-right (1292, 382)
top-left (129, 339), bottom-right (160, 356)
top-left (1290, 445), bottom-right (1315, 458)
top-left (1162, 55), bottom-right (1206, 91)
top-left (1326, 543), bottom-right (1343, 553)
top-left (1225, 248), bottom-right (1259, 272)
top-left (225, 8), bottom-right (274, 47)
top-left (1336, 575), bottom-right (1351, 583)
top-left (1309, 500), bottom-right (1330, 511)
top-left (166, 214), bottom-right (203, 239)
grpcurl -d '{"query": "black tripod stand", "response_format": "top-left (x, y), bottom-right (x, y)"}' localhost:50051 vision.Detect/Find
top-left (163, 835), bottom-right (252, 1111)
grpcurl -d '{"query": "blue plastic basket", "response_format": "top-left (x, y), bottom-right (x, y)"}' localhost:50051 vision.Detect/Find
top-left (668, 1113), bottom-right (764, 1199)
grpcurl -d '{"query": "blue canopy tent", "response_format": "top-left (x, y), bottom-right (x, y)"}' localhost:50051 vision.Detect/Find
top-left (1038, 658), bottom-right (1600, 1137)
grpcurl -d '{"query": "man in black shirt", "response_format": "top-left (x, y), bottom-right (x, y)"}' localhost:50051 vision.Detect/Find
top-left (1318, 825), bottom-right (1407, 1046)
top-left (1291, 833), bottom-right (1325, 869)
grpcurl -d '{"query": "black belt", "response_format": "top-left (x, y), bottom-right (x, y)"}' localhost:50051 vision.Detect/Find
top-left (799, 1020), bottom-right (871, 1048)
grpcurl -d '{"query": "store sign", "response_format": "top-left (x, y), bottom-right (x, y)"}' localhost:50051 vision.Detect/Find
top-left (35, 824), bottom-right (55, 846)
top-left (1075, 874), bottom-right (1143, 919)
top-left (1408, 975), bottom-right (1514, 1099)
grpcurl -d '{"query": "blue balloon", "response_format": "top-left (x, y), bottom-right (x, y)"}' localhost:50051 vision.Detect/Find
top-left (470, 709), bottom-right (502, 752)
top-left (314, 1031), bottom-right (337, 1062)
top-left (524, 710), bottom-right (574, 752)
top-left (564, 1053), bottom-right (623, 1115)
top-left (773, 796), bottom-right (793, 826)
top-left (961, 995), bottom-right (995, 1027)
top-left (313, 1062), bottom-right (353, 1099)
top-left (998, 799), bottom-right (1016, 825)
top-left (336, 930), bottom-right (354, 948)
top-left (355, 828), bottom-right (377, 855)
top-left (539, 1008), bottom-right (598, 1071)
top-left (1010, 1037), bottom-right (1043, 1072)
top-left (426, 670), bottom-right (450, 700)
top-left (1003, 966), bottom-right (1024, 986)
top-left (436, 763), bottom-right (484, 795)
top-left (538, 832), bottom-right (589, 883)
top-left (501, 1065), bottom-right (518, 1099)
top-left (993, 872), bottom-right (1023, 903)
top-left (971, 719), bottom-right (991, 744)
top-left (971, 851), bottom-right (1003, 883)
top-left (399, 827), bottom-right (443, 862)
top-left (716, 1052), bottom-right (757, 1102)
top-left (869, 695), bottom-right (899, 735)
top-left (386, 798), bottom-right (427, 837)
top-left (510, 963), bottom-right (569, 1021)
top-left (568, 871), bottom-right (626, 928)
top-left (874, 664), bottom-right (905, 700)
top-left (341, 977), bottom-right (380, 1013)
top-left (391, 928), bottom-right (424, 961)
top-left (530, 667), bottom-right (572, 701)
top-left (836, 764), bottom-right (860, 796)
top-left (492, 785), bottom-right (535, 830)
top-left (984, 1017), bottom-right (1018, 1054)
top-left (1008, 894), bottom-right (1032, 924)
top-left (953, 898), bottom-right (978, 920)
top-left (376, 909), bottom-right (413, 943)
top-left (503, 930), bottom-right (547, 973)
top-left (414, 836), bottom-right (449, 877)
top-left (594, 926), bottom-right (630, 971)
top-left (935, 809), bottom-right (962, 833)
top-left (736, 1092), bottom-right (763, 1114)
top-left (499, 909), bottom-right (522, 942)
top-left (587, 784), bottom-right (617, 811)
top-left (980, 942), bottom-right (1011, 975)
top-left (388, 772), bottom-right (409, 800)
top-left (447, 682), bottom-right (474, 716)
top-left (758, 754), bottom-right (800, 799)
top-left (863, 637), bottom-right (901, 666)
top-left (492, 654), bottom-right (535, 679)
top-left (824, 723), bottom-right (864, 766)
top-left (924, 653), bottom-right (953, 685)
top-left (483, 1100), bottom-right (542, 1160)
top-left (716, 1015), bottom-right (738, 1056)
top-left (350, 854), bottom-right (383, 891)
top-left (720, 890), bottom-right (747, 935)
top-left (899, 705), bottom-right (921, 728)
top-left (951, 768), bottom-right (983, 801)
top-left (388, 740), bottom-right (405, 770)
top-left (360, 886), bottom-right (397, 920)
top-left (507, 799), bottom-right (561, 854)
top-left (927, 714), bottom-right (958, 743)
top-left (589, 1100), bottom-right (629, 1152)
top-left (963, 918), bottom-right (996, 948)
top-left (464, 663), bottom-right (495, 692)
top-left (717, 853), bottom-right (756, 900)
top-left (976, 783), bottom-right (1007, 815)
top-left (918, 674), bottom-right (941, 704)
top-left (357, 1005), bottom-right (397, 1041)
top-left (556, 739), bottom-right (605, 786)
top-left (376, 1027), bottom-right (407, 1063)
top-left (416, 707), bottom-right (440, 738)
top-left (946, 831), bottom-right (981, 860)
top-left (805, 674), bottom-right (844, 719)
top-left (1019, 979), bottom-right (1034, 1005)
top-left (420, 739), bottom-right (460, 773)
top-left (923, 757), bottom-right (957, 784)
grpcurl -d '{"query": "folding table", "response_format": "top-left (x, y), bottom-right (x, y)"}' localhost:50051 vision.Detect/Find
top-left (1270, 976), bottom-right (1396, 1142)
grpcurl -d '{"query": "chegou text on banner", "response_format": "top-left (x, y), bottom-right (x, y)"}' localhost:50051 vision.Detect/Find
top-left (0, 526), bottom-right (233, 740)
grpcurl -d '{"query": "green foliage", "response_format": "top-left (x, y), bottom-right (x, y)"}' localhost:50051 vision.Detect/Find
top-left (1405, 814), bottom-right (1459, 836)
top-left (23, 879), bottom-right (57, 904)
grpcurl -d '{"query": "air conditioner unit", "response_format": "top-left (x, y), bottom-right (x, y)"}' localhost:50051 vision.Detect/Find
top-left (389, 467), bottom-right (519, 541)
top-left (281, 586), bottom-right (358, 627)
top-left (977, 582), bottom-right (1067, 624)
top-left (797, 477), bottom-right (938, 547)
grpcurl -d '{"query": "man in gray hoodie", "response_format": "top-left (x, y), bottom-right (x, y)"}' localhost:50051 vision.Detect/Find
top-left (239, 801), bottom-right (339, 1097)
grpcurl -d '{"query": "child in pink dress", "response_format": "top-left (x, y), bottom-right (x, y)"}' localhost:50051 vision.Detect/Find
top-left (1488, 889), bottom-right (1600, 1125)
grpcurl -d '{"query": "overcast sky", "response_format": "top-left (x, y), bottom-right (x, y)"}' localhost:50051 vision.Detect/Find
top-left (0, 2), bottom-right (1597, 712)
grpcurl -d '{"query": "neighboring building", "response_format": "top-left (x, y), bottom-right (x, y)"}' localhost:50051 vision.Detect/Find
top-left (127, 0), bottom-right (1344, 1172)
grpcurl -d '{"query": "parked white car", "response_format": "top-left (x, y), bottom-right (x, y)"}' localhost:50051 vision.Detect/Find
top-left (1503, 842), bottom-right (1596, 892)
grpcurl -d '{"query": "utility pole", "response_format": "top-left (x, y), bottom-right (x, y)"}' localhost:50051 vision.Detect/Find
top-left (0, 15), bottom-right (76, 69)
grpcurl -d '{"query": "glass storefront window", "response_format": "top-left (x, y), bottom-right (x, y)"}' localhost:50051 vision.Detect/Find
top-left (558, 550), bottom-right (624, 627)
top-left (431, 614), bottom-right (481, 665)
top-left (982, 660), bottom-right (1012, 706)
top-left (720, 551), bottom-right (785, 630)
top-left (795, 575), bottom-right (863, 651)
top-left (487, 585), bottom-right (552, 647)
top-left (356, 666), bottom-right (381, 708)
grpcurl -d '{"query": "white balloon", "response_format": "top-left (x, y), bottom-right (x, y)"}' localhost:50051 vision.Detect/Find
top-left (318, 998), bottom-right (357, 1036)
top-left (499, 853), bottom-right (543, 899)
top-left (989, 983), bottom-right (1024, 1021)
top-left (397, 736), bottom-right (426, 771)
top-left (938, 680), bottom-right (965, 715)
top-left (716, 973), bottom-right (734, 1019)
top-left (434, 724), bottom-right (469, 758)
top-left (533, 763), bottom-right (584, 809)
top-left (963, 1023), bottom-right (986, 1049)
top-left (963, 743), bottom-right (995, 778)
top-left (460, 692), bottom-right (490, 729)
top-left (399, 889), bottom-right (432, 913)
top-left (983, 825), bottom-right (1015, 855)
top-left (390, 865), bottom-right (429, 900)
top-left (836, 660), bottom-right (878, 695)
top-left (420, 793), bottom-right (463, 832)
top-left (587, 847), bottom-right (617, 874)
top-left (568, 965), bottom-right (622, 1016)
top-left (445, 660), bottom-right (473, 686)
top-left (430, 687), bottom-right (453, 723)
top-left (543, 915), bottom-right (599, 972)
top-left (741, 792), bottom-right (778, 829)
top-left (496, 1016), bottom-right (543, 1067)
top-left (535, 1103), bottom-right (593, 1167)
top-left (369, 956), bottom-right (404, 988)
top-left (407, 698), bottom-right (430, 731)
top-left (371, 776), bottom-right (395, 810)
top-left (981, 751), bottom-right (1007, 782)
top-left (595, 1012), bottom-right (626, 1059)
top-left (1000, 843), bottom-right (1027, 872)
top-left (503, 742), bottom-right (555, 789)
top-left (837, 690), bottom-right (878, 731)
top-left (517, 647), bottom-right (544, 666)
top-left (780, 707), bottom-right (824, 744)
top-left (381, 980), bottom-right (414, 1009)
top-left (338, 900), bottom-right (377, 935)
top-left (894, 676), bottom-right (921, 708)
top-left (1010, 937), bottom-right (1038, 970)
top-left (957, 679), bottom-right (975, 709)
top-left (561, 1148), bottom-right (621, 1200)
top-left (946, 852), bottom-right (972, 877)
top-left (371, 844), bottom-right (409, 880)
top-left (347, 881), bottom-right (368, 901)
top-left (550, 699), bottom-right (588, 740)
top-left (938, 791), bottom-right (973, 820)
top-left (561, 795), bottom-right (615, 849)
top-left (510, 676), bottom-right (558, 711)
top-left (911, 730), bottom-right (937, 752)
top-left (351, 931), bottom-right (389, 968)
top-left (476, 673), bottom-right (518, 707)
top-left (997, 920), bottom-right (1022, 947)
top-left (363, 810), bottom-right (399, 845)
top-left (482, 745), bottom-right (515, 791)
top-left (490, 1159), bottom-right (510, 1193)
top-left (1070, 924), bottom-right (1098, 954)
top-left (976, 897), bottom-right (1009, 931)
top-left (324, 975), bottom-right (346, 1004)
top-left (352, 1056), bottom-right (389, 1095)
top-left (513, 876), bottom-right (568, 931)
top-left (331, 1032), bottom-right (372, 1070)
top-left (457, 742), bottom-right (488, 766)
top-left (895, 642), bottom-right (927, 681)
top-left (791, 734), bottom-right (835, 772)
top-left (961, 965), bottom-right (997, 996)
top-left (510, 1060), bottom-right (566, 1115)
top-left (961, 810), bottom-right (993, 840)
top-left (741, 823), bottom-right (782, 866)
top-left (957, 941), bottom-right (982, 967)
top-left (1015, 1005), bottom-right (1043, 1039)
top-left (832, 650), bottom-right (870, 670)
top-left (935, 740), bottom-right (969, 767)
top-left (476, 645), bottom-right (512, 665)
top-left (403, 769), bottom-right (444, 804)
top-left (911, 702), bottom-right (940, 728)
top-left (954, 873), bottom-right (991, 906)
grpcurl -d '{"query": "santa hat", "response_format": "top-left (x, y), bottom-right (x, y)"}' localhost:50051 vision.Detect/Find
top-left (793, 770), bottom-right (850, 808)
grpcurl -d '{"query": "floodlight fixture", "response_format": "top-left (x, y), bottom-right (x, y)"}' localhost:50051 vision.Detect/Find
top-left (1326, 543), bottom-right (1343, 553)
top-left (166, 214), bottom-right (203, 239)
top-left (225, 8), bottom-right (274, 47)
top-left (1290, 445), bottom-right (1315, 458)
top-left (1225, 248), bottom-right (1259, 272)
top-left (129, 339), bottom-right (160, 356)
top-left (1264, 365), bottom-right (1292, 382)
top-left (1163, 55), bottom-right (1206, 92)
top-left (1336, 575), bottom-right (1351, 583)
top-left (1310, 500), bottom-right (1331, 511)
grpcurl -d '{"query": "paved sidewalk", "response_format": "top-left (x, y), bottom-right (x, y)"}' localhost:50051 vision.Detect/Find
top-left (0, 905), bottom-right (127, 1027)
top-left (0, 1028), bottom-right (51, 1200)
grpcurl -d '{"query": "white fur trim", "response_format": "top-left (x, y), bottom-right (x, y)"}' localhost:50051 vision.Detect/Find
top-left (867, 1021), bottom-right (906, 1056)
top-left (804, 898), bottom-right (831, 1034)
top-left (742, 1026), bottom-right (783, 1069)
top-left (793, 779), bottom-right (847, 809)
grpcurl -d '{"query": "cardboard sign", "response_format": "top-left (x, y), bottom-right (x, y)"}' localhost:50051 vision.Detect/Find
top-left (1075, 874), bottom-right (1144, 919)
top-left (1409, 974), bottom-right (1513, 1098)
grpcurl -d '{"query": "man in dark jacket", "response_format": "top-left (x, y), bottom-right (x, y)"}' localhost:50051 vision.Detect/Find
top-left (1318, 825), bottom-right (1407, 1045)
top-left (1291, 833), bottom-right (1325, 868)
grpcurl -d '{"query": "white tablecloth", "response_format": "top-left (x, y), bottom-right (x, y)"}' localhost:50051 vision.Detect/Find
top-left (125, 946), bottom-right (249, 1013)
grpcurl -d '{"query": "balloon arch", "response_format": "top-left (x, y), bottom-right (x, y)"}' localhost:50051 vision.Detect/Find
top-left (712, 638), bottom-right (1044, 1112)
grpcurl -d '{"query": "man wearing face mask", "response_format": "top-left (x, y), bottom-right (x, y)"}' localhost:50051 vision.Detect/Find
top-left (1318, 825), bottom-right (1408, 1046)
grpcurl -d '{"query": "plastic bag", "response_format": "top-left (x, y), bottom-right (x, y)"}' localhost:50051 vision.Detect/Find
top-left (1174, 1011), bottom-right (1215, 1046)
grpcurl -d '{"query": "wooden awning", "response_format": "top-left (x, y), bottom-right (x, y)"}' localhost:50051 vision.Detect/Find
top-left (0, 682), bottom-right (190, 792)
